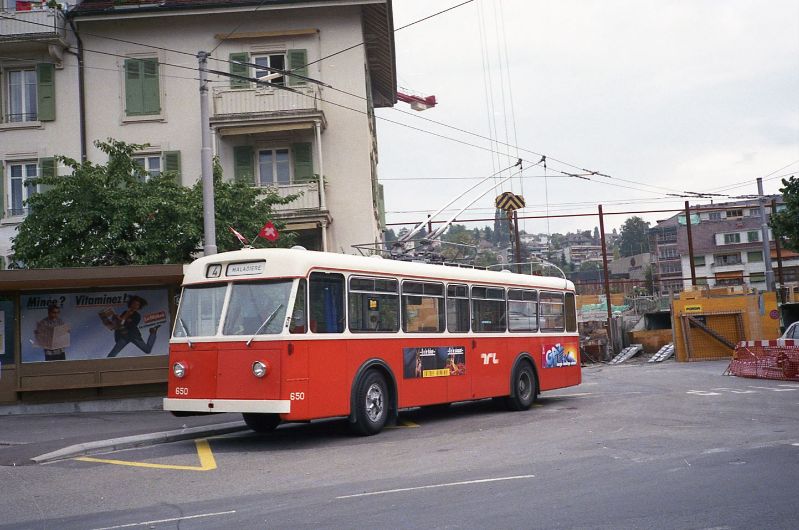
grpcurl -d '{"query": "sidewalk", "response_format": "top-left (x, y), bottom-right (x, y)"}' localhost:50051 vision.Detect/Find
top-left (0, 400), bottom-right (248, 466)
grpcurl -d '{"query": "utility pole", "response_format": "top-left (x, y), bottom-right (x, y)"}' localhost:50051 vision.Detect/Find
top-left (198, 51), bottom-right (217, 255)
top-left (598, 205), bottom-right (614, 356)
top-left (757, 178), bottom-right (774, 291)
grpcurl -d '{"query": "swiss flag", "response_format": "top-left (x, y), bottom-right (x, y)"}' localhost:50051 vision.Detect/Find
top-left (258, 221), bottom-right (279, 242)
top-left (228, 226), bottom-right (249, 245)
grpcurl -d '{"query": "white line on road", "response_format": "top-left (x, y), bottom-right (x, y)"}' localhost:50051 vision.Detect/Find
top-left (336, 475), bottom-right (535, 499)
top-left (91, 510), bottom-right (236, 530)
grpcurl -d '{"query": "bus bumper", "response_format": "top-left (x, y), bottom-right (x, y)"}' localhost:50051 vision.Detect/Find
top-left (163, 398), bottom-right (291, 414)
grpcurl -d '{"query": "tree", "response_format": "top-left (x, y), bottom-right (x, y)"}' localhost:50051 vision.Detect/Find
top-left (618, 216), bottom-right (651, 257)
top-left (12, 139), bottom-right (294, 267)
top-left (770, 176), bottom-right (799, 251)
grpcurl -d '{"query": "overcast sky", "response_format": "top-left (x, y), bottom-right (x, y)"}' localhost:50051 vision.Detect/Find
top-left (374, 0), bottom-right (799, 236)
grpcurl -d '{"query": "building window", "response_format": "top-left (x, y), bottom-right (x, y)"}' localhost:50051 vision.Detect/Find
top-left (258, 148), bottom-right (291, 186)
top-left (133, 155), bottom-right (161, 180)
top-left (660, 247), bottom-right (679, 259)
top-left (723, 233), bottom-right (741, 244)
top-left (747, 251), bottom-right (763, 262)
top-left (124, 58), bottom-right (160, 116)
top-left (693, 256), bottom-right (706, 267)
top-left (660, 262), bottom-right (682, 274)
top-left (5, 68), bottom-right (37, 122)
top-left (253, 53), bottom-right (286, 86)
top-left (749, 208), bottom-right (761, 217)
top-left (709, 211), bottom-right (722, 221)
top-left (7, 161), bottom-right (37, 216)
top-left (725, 209), bottom-right (743, 219)
top-left (747, 231), bottom-right (760, 243)
top-left (714, 253), bottom-right (742, 266)
top-left (749, 272), bottom-right (766, 284)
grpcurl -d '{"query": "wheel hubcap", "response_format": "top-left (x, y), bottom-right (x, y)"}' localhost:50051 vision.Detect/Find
top-left (365, 383), bottom-right (384, 422)
top-left (518, 372), bottom-right (531, 400)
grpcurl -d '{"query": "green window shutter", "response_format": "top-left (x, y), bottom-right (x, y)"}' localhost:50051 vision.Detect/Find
top-left (125, 59), bottom-right (143, 116)
top-left (287, 49), bottom-right (308, 86)
top-left (141, 59), bottom-right (160, 115)
top-left (125, 59), bottom-right (160, 116)
top-left (38, 157), bottom-right (55, 194)
top-left (291, 142), bottom-right (313, 182)
top-left (229, 52), bottom-right (250, 89)
top-left (36, 63), bottom-right (56, 121)
top-left (233, 145), bottom-right (254, 184)
top-left (163, 151), bottom-right (181, 184)
top-left (0, 164), bottom-right (4, 219)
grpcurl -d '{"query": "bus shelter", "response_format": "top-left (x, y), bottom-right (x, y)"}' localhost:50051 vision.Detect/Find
top-left (0, 265), bottom-right (183, 405)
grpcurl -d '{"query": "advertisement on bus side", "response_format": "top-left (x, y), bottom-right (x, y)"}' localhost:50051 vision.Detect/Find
top-left (403, 346), bottom-right (466, 378)
top-left (543, 343), bottom-right (578, 368)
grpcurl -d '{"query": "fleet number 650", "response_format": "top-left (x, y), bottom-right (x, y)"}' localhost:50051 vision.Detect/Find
top-left (290, 392), bottom-right (305, 401)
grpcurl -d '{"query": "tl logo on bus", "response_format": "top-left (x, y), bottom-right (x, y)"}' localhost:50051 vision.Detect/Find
top-left (543, 343), bottom-right (577, 368)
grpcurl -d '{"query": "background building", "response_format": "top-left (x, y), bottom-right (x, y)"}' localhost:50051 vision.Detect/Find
top-left (0, 0), bottom-right (396, 261)
top-left (649, 198), bottom-right (798, 295)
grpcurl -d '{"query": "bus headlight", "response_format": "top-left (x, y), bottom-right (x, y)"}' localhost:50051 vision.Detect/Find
top-left (173, 362), bottom-right (187, 378)
top-left (252, 361), bottom-right (268, 378)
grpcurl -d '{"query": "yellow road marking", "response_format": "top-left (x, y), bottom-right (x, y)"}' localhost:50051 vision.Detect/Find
top-left (386, 419), bottom-right (419, 429)
top-left (74, 438), bottom-right (217, 471)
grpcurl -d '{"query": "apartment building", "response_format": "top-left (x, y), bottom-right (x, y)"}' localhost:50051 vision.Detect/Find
top-left (0, 0), bottom-right (395, 262)
top-left (649, 198), bottom-right (797, 294)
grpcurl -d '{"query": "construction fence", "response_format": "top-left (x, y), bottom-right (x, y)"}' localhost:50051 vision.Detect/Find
top-left (727, 340), bottom-right (799, 382)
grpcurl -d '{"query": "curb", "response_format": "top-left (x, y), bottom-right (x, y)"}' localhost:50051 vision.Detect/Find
top-left (32, 421), bottom-right (250, 464)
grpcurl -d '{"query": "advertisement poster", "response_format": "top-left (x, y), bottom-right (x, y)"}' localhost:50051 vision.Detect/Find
top-left (542, 343), bottom-right (578, 368)
top-left (21, 289), bottom-right (170, 363)
top-left (403, 346), bottom-right (466, 379)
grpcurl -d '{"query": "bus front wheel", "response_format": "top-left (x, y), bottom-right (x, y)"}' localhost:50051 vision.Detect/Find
top-left (505, 362), bottom-right (537, 411)
top-left (351, 370), bottom-right (389, 436)
top-left (242, 413), bottom-right (281, 433)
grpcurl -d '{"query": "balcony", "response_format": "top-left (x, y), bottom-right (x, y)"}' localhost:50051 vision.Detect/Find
top-left (269, 182), bottom-right (321, 213)
top-left (211, 85), bottom-right (325, 134)
top-left (0, 7), bottom-right (67, 51)
top-left (265, 181), bottom-right (331, 234)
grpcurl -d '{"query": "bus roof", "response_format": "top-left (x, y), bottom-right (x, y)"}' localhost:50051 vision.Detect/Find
top-left (183, 248), bottom-right (575, 291)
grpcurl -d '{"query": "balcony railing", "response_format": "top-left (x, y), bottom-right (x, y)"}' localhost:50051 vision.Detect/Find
top-left (212, 85), bottom-right (321, 122)
top-left (265, 182), bottom-right (321, 213)
top-left (0, 7), bottom-right (66, 43)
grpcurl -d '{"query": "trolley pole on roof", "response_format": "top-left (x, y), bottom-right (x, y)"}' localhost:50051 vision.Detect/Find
top-left (199, 51), bottom-right (217, 255)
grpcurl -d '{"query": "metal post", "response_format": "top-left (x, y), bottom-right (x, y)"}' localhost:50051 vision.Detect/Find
top-left (598, 205), bottom-right (614, 355)
top-left (199, 51), bottom-right (217, 255)
top-left (513, 210), bottom-right (523, 273)
top-left (771, 199), bottom-right (785, 302)
top-left (685, 201), bottom-right (696, 287)
top-left (757, 178), bottom-right (774, 291)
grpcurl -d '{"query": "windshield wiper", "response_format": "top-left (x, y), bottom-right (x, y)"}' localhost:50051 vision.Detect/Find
top-left (246, 304), bottom-right (283, 347)
top-left (178, 317), bottom-right (193, 348)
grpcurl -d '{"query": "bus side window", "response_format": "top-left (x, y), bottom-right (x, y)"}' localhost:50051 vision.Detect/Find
top-left (309, 272), bottom-right (345, 333)
top-left (289, 279), bottom-right (307, 334)
top-left (447, 283), bottom-right (470, 333)
top-left (471, 285), bottom-right (506, 333)
top-left (565, 292), bottom-right (577, 332)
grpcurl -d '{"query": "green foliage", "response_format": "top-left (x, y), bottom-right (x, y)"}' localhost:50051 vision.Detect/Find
top-left (12, 140), bottom-right (294, 268)
top-left (618, 216), bottom-right (651, 257)
top-left (770, 176), bottom-right (799, 252)
top-left (579, 260), bottom-right (601, 272)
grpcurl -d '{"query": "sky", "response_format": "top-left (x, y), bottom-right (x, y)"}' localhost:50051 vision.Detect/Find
top-left (375, 0), bottom-right (799, 237)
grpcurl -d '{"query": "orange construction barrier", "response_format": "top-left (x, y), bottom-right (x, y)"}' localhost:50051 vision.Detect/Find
top-left (727, 340), bottom-right (799, 382)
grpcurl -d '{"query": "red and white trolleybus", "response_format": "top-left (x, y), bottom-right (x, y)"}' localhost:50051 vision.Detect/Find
top-left (164, 247), bottom-right (581, 435)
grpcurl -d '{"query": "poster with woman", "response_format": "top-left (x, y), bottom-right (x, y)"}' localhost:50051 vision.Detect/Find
top-left (20, 288), bottom-right (170, 363)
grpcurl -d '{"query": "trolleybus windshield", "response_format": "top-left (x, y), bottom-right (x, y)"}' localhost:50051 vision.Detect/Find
top-left (173, 280), bottom-right (293, 338)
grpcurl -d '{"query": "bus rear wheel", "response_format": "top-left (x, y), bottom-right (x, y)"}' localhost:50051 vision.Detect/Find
top-left (242, 413), bottom-right (281, 433)
top-left (351, 370), bottom-right (389, 436)
top-left (505, 362), bottom-right (536, 411)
